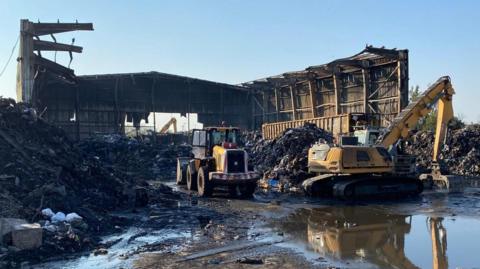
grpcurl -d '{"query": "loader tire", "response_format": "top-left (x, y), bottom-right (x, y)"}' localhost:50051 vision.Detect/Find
top-left (187, 165), bottom-right (197, 191)
top-left (228, 185), bottom-right (238, 197)
top-left (239, 182), bottom-right (256, 198)
top-left (197, 166), bottom-right (213, 197)
top-left (176, 160), bottom-right (187, 185)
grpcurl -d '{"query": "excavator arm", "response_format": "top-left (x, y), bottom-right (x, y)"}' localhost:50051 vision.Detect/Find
top-left (379, 76), bottom-right (457, 188)
top-left (380, 76), bottom-right (455, 159)
top-left (432, 91), bottom-right (454, 162)
top-left (159, 117), bottom-right (177, 133)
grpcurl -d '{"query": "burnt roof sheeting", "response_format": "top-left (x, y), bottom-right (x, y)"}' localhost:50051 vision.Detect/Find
top-left (79, 71), bottom-right (249, 92)
top-left (242, 46), bottom-right (407, 90)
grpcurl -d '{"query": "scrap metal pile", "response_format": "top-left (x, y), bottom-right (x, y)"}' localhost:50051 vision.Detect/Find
top-left (406, 124), bottom-right (480, 176)
top-left (0, 98), bottom-right (189, 263)
top-left (246, 123), bottom-right (333, 188)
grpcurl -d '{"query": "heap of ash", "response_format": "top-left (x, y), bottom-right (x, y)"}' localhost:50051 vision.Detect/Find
top-left (246, 123), bottom-right (333, 187)
top-left (406, 124), bottom-right (480, 176)
top-left (0, 98), bottom-right (190, 263)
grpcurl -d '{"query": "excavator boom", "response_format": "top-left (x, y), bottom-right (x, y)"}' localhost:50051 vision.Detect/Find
top-left (433, 94), bottom-right (454, 162)
top-left (380, 76), bottom-right (455, 152)
top-left (379, 76), bottom-right (459, 189)
top-left (159, 117), bottom-right (177, 134)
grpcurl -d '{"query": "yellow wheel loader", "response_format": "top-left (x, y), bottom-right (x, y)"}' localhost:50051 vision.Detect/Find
top-left (176, 127), bottom-right (259, 197)
top-left (303, 76), bottom-right (457, 199)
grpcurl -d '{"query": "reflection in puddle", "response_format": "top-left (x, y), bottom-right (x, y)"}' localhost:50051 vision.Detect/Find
top-left (274, 206), bottom-right (480, 269)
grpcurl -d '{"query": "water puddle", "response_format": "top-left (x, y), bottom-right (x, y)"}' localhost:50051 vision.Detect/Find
top-left (32, 226), bottom-right (198, 269)
top-left (271, 205), bottom-right (480, 269)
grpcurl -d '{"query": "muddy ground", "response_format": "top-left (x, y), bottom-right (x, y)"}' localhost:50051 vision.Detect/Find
top-left (25, 179), bottom-right (480, 269)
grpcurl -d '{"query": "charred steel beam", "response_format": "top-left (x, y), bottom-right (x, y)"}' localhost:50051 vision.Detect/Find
top-left (30, 22), bottom-right (94, 36)
top-left (33, 39), bottom-right (83, 53)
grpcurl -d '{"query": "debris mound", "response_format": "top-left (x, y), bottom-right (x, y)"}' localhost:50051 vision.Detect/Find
top-left (0, 98), bottom-right (145, 221)
top-left (0, 98), bottom-right (189, 221)
top-left (77, 134), bottom-right (191, 181)
top-left (0, 98), bottom-right (190, 262)
top-left (246, 123), bottom-right (333, 186)
top-left (406, 124), bottom-right (480, 176)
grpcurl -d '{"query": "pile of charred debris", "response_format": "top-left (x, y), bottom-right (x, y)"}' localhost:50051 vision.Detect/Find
top-left (245, 123), bottom-right (333, 190)
top-left (406, 124), bottom-right (480, 176)
top-left (0, 98), bottom-right (190, 266)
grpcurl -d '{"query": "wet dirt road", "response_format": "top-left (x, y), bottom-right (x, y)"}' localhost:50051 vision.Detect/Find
top-left (32, 180), bottom-right (480, 269)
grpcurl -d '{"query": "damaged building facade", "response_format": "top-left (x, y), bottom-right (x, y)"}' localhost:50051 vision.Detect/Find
top-left (247, 46), bottom-right (409, 139)
top-left (17, 20), bottom-right (409, 140)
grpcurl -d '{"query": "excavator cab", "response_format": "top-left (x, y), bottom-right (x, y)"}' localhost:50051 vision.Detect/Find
top-left (353, 128), bottom-right (381, 146)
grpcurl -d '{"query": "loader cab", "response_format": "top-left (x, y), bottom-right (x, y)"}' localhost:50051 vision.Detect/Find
top-left (191, 127), bottom-right (240, 159)
top-left (209, 127), bottom-right (240, 147)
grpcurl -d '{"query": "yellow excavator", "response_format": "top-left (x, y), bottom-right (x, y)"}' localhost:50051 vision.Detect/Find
top-left (303, 76), bottom-right (456, 199)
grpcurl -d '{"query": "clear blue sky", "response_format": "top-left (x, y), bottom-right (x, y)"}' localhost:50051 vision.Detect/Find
top-left (0, 0), bottom-right (479, 122)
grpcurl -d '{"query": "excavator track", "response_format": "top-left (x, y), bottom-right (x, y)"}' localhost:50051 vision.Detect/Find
top-left (333, 176), bottom-right (423, 199)
top-left (303, 174), bottom-right (423, 200)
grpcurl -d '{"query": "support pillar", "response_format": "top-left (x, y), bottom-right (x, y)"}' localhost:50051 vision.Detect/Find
top-left (16, 20), bottom-right (34, 103)
top-left (274, 88), bottom-right (280, 121)
top-left (332, 73), bottom-right (342, 115)
top-left (362, 68), bottom-right (370, 114)
top-left (289, 85), bottom-right (297, 120)
top-left (308, 80), bottom-right (317, 118)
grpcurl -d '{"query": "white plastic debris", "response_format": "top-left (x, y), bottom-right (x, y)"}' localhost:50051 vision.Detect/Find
top-left (51, 212), bottom-right (66, 223)
top-left (41, 208), bottom-right (55, 218)
top-left (43, 221), bottom-right (57, 232)
top-left (65, 213), bottom-right (83, 223)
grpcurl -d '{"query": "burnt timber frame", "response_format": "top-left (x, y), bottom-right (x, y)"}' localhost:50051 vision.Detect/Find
top-left (16, 19), bottom-right (93, 103)
top-left (243, 46), bottom-right (409, 130)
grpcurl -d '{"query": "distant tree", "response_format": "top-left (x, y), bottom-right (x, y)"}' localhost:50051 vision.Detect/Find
top-left (421, 109), bottom-right (437, 131)
top-left (408, 85), bottom-right (432, 130)
top-left (409, 85), bottom-right (421, 102)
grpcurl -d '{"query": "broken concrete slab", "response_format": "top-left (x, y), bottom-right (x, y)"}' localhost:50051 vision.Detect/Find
top-left (10, 223), bottom-right (42, 250)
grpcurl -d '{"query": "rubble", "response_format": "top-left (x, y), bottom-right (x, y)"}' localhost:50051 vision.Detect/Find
top-left (246, 123), bottom-right (333, 187)
top-left (0, 98), bottom-right (190, 263)
top-left (77, 134), bottom-right (192, 181)
top-left (406, 124), bottom-right (480, 176)
top-left (0, 98), bottom-right (129, 221)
